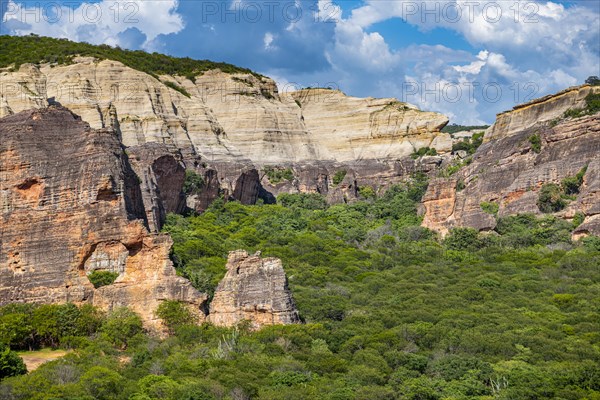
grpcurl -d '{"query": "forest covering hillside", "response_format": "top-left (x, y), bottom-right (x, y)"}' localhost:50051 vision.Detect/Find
top-left (1, 178), bottom-right (599, 400)
top-left (0, 35), bottom-right (260, 79)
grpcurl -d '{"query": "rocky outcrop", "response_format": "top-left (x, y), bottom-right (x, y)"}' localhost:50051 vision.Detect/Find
top-left (423, 89), bottom-right (600, 237)
top-left (485, 85), bottom-right (600, 142)
top-left (1, 58), bottom-right (451, 206)
top-left (0, 107), bottom-right (207, 329)
top-left (127, 143), bottom-right (187, 232)
top-left (209, 251), bottom-right (300, 329)
top-left (283, 89), bottom-right (451, 162)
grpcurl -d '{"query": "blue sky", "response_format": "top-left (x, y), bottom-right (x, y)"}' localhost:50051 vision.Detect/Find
top-left (2, 0), bottom-right (599, 124)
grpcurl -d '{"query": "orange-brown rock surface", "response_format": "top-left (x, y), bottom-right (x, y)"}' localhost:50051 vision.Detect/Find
top-left (423, 89), bottom-right (600, 237)
top-left (209, 250), bottom-right (300, 329)
top-left (0, 107), bottom-right (207, 329)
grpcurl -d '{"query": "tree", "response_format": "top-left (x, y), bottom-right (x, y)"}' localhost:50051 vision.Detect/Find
top-left (0, 344), bottom-right (27, 380)
top-left (537, 183), bottom-right (566, 213)
top-left (100, 307), bottom-right (144, 349)
top-left (444, 227), bottom-right (483, 251)
top-left (156, 301), bottom-right (195, 334)
top-left (80, 366), bottom-right (123, 399)
top-left (585, 76), bottom-right (600, 86)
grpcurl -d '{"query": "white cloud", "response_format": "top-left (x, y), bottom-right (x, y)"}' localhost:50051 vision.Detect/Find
top-left (320, 0), bottom-right (599, 122)
top-left (264, 32), bottom-right (275, 50)
top-left (2, 0), bottom-right (184, 49)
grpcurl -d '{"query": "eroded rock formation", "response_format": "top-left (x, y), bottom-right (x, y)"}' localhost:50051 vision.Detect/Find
top-left (209, 250), bottom-right (300, 329)
top-left (423, 85), bottom-right (600, 237)
top-left (1, 59), bottom-right (451, 207)
top-left (0, 107), bottom-right (207, 329)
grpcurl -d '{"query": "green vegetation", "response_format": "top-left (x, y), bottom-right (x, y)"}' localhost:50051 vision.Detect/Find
top-left (1, 177), bottom-right (600, 398)
top-left (452, 131), bottom-right (485, 155)
top-left (162, 80), bottom-right (191, 98)
top-left (528, 134), bottom-right (542, 153)
top-left (558, 92), bottom-right (600, 121)
top-left (537, 183), bottom-right (567, 213)
top-left (231, 77), bottom-right (254, 87)
top-left (156, 301), bottom-right (195, 334)
top-left (183, 170), bottom-right (205, 196)
top-left (260, 88), bottom-right (275, 100)
top-left (332, 170), bottom-right (347, 185)
top-left (411, 147), bottom-right (438, 159)
top-left (480, 201), bottom-right (499, 216)
top-left (0, 343), bottom-right (27, 380)
top-left (586, 76), bottom-right (600, 86)
top-left (561, 166), bottom-right (588, 195)
top-left (0, 303), bottom-right (104, 350)
top-left (537, 167), bottom-right (588, 213)
top-left (439, 157), bottom-right (472, 177)
top-left (0, 35), bottom-right (261, 79)
top-left (442, 124), bottom-right (490, 135)
top-left (263, 166), bottom-right (294, 185)
top-left (278, 193), bottom-right (328, 210)
top-left (573, 212), bottom-right (585, 228)
top-left (87, 270), bottom-right (119, 288)
top-left (358, 186), bottom-right (376, 200)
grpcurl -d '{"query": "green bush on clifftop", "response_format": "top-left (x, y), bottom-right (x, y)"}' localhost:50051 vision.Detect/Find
top-left (0, 35), bottom-right (261, 79)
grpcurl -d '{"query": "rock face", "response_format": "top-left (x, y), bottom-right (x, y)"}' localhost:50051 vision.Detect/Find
top-left (283, 89), bottom-right (451, 162)
top-left (0, 59), bottom-right (451, 206)
top-left (0, 107), bottom-right (207, 329)
top-left (423, 86), bottom-right (600, 237)
top-left (209, 251), bottom-right (300, 329)
top-left (485, 85), bottom-right (600, 142)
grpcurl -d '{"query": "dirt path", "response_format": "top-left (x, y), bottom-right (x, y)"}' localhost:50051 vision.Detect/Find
top-left (17, 349), bottom-right (70, 372)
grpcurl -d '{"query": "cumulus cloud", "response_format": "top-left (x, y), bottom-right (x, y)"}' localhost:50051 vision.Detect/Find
top-left (1, 0), bottom-right (184, 49)
top-left (327, 0), bottom-right (599, 122)
top-left (2, 0), bottom-right (598, 123)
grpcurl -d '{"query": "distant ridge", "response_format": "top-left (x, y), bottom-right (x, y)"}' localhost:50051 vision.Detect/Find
top-left (0, 34), bottom-right (261, 80)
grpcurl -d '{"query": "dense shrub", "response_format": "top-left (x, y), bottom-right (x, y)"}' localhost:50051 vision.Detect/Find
top-left (561, 165), bottom-right (587, 195)
top-left (0, 344), bottom-right (27, 380)
top-left (0, 303), bottom-right (104, 350)
top-left (264, 166), bottom-right (294, 184)
top-left (2, 177), bottom-right (600, 399)
top-left (528, 134), bottom-right (542, 153)
top-left (480, 201), bottom-right (499, 216)
top-left (444, 227), bottom-right (484, 251)
top-left (451, 131), bottom-right (485, 155)
top-left (87, 270), bottom-right (119, 288)
top-left (277, 193), bottom-right (328, 210)
top-left (183, 170), bottom-right (205, 195)
top-left (537, 183), bottom-right (566, 213)
top-left (332, 170), bottom-right (347, 185)
top-left (100, 307), bottom-right (143, 349)
top-left (411, 147), bottom-right (438, 159)
top-left (156, 301), bottom-right (195, 333)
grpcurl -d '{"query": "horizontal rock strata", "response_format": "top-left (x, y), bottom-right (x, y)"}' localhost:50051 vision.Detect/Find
top-left (423, 88), bottom-right (600, 237)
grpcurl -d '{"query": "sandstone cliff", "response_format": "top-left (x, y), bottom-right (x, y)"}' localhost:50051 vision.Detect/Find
top-left (423, 86), bottom-right (600, 237)
top-left (0, 107), bottom-right (207, 329)
top-left (209, 250), bottom-right (300, 329)
top-left (485, 85), bottom-right (600, 141)
top-left (0, 58), bottom-right (451, 207)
